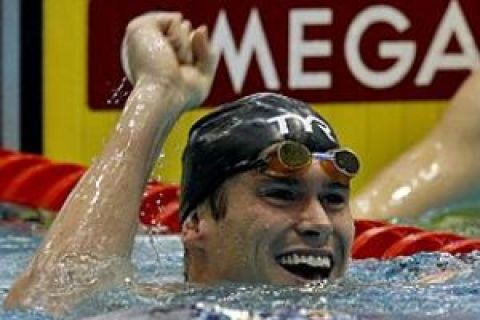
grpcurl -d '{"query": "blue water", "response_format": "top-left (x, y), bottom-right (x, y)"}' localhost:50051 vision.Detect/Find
top-left (1, 224), bottom-right (480, 319)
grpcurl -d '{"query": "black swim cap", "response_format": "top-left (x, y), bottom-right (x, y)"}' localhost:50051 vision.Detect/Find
top-left (180, 93), bottom-right (340, 223)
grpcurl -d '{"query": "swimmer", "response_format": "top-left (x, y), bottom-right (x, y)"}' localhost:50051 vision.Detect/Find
top-left (5, 12), bottom-right (359, 314)
top-left (353, 70), bottom-right (480, 220)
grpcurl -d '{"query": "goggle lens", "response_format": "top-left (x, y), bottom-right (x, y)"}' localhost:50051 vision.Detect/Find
top-left (334, 150), bottom-right (360, 176)
top-left (278, 141), bottom-right (311, 169)
top-left (263, 141), bottom-right (359, 180)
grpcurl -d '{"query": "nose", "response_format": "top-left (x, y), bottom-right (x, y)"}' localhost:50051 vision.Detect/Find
top-left (295, 199), bottom-right (333, 247)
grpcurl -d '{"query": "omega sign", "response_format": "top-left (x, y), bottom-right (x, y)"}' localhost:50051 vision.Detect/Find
top-left (88, 0), bottom-right (480, 109)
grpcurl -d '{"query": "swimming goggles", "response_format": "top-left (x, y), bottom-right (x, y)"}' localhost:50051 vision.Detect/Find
top-left (258, 141), bottom-right (360, 183)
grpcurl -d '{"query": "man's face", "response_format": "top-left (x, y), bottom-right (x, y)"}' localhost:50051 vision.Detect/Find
top-left (184, 161), bottom-right (354, 285)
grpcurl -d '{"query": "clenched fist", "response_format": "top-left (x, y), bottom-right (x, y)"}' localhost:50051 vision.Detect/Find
top-left (121, 12), bottom-right (218, 109)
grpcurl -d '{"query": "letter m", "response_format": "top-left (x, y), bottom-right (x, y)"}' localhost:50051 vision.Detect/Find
top-left (211, 9), bottom-right (280, 93)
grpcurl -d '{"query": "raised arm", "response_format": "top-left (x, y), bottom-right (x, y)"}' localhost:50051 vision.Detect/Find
top-left (353, 70), bottom-right (480, 220)
top-left (5, 12), bottom-right (217, 313)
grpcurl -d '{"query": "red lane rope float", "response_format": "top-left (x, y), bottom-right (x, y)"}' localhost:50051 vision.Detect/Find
top-left (353, 220), bottom-right (480, 259)
top-left (352, 225), bottom-right (423, 259)
top-left (1, 163), bottom-right (86, 209)
top-left (0, 149), bottom-right (15, 158)
top-left (382, 231), bottom-right (465, 259)
top-left (440, 239), bottom-right (480, 255)
top-left (139, 182), bottom-right (181, 233)
top-left (354, 219), bottom-right (388, 238)
top-left (37, 169), bottom-right (86, 211)
top-left (157, 201), bottom-right (180, 233)
top-left (0, 154), bottom-right (50, 194)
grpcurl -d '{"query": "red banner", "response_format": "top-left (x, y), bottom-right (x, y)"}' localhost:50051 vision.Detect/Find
top-left (88, 0), bottom-right (480, 109)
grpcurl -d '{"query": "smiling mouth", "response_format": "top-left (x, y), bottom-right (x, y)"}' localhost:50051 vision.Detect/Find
top-left (275, 252), bottom-right (333, 280)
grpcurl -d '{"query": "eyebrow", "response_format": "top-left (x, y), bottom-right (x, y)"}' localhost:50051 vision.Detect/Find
top-left (259, 175), bottom-right (350, 192)
top-left (259, 174), bottom-right (301, 186)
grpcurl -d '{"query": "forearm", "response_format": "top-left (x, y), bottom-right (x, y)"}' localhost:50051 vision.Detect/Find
top-left (5, 77), bottom-right (186, 311)
top-left (42, 77), bottom-right (184, 259)
top-left (353, 71), bottom-right (480, 220)
top-left (352, 136), bottom-right (458, 220)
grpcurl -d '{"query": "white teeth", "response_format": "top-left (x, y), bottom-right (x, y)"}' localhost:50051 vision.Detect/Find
top-left (279, 254), bottom-right (331, 268)
top-left (293, 254), bottom-right (300, 264)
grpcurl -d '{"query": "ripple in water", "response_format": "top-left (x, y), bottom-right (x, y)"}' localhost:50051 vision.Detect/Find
top-left (1, 227), bottom-right (480, 319)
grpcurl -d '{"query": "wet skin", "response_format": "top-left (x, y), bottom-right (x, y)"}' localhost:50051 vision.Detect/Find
top-left (183, 160), bottom-right (355, 285)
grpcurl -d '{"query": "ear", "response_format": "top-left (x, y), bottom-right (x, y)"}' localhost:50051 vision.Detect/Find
top-left (181, 212), bottom-right (205, 248)
top-left (182, 212), bottom-right (199, 233)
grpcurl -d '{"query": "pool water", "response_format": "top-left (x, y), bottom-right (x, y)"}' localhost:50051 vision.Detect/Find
top-left (1, 223), bottom-right (480, 319)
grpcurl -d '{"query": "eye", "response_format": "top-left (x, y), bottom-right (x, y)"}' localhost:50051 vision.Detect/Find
top-left (320, 193), bottom-right (347, 210)
top-left (257, 187), bottom-right (300, 203)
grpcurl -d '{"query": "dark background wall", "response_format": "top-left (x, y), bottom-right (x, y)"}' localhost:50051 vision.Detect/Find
top-left (20, 0), bottom-right (43, 153)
